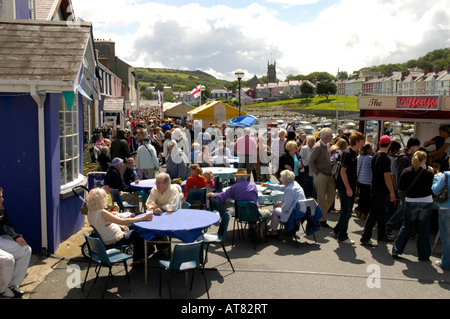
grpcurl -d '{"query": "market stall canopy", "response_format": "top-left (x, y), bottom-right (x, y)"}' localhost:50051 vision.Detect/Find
top-left (187, 101), bottom-right (246, 128)
top-left (163, 102), bottom-right (195, 118)
top-left (228, 114), bottom-right (258, 128)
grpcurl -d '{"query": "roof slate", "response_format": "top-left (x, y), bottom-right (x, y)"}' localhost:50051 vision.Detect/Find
top-left (0, 19), bottom-right (91, 83)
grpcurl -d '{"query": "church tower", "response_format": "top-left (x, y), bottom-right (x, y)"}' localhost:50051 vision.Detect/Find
top-left (267, 59), bottom-right (277, 83)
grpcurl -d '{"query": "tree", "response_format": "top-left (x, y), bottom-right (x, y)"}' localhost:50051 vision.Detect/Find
top-left (164, 91), bottom-right (175, 103)
top-left (337, 71), bottom-right (348, 80)
top-left (316, 82), bottom-right (337, 101)
top-left (300, 82), bottom-right (315, 99)
top-left (140, 89), bottom-right (153, 100)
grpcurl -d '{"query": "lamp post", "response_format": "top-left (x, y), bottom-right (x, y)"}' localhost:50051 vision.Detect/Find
top-left (199, 84), bottom-right (205, 106)
top-left (234, 69), bottom-right (244, 116)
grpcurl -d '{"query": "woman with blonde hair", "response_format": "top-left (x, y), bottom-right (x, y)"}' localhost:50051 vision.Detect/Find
top-left (86, 187), bottom-right (153, 265)
top-left (184, 164), bottom-right (207, 199)
top-left (392, 151), bottom-right (435, 261)
top-left (276, 140), bottom-right (302, 185)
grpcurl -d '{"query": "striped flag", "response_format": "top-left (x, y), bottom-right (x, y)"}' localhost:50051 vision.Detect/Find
top-left (190, 85), bottom-right (201, 98)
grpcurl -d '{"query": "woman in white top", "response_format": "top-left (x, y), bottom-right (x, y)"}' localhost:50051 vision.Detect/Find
top-left (87, 188), bottom-right (152, 265)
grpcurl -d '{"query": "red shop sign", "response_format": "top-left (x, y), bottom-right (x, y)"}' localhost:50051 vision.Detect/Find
top-left (396, 96), bottom-right (440, 110)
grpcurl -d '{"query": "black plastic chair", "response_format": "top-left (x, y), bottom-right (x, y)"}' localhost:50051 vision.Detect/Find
top-left (185, 187), bottom-right (207, 209)
top-left (233, 200), bottom-right (267, 250)
top-left (82, 233), bottom-right (132, 299)
top-left (203, 211), bottom-right (235, 272)
top-left (159, 241), bottom-right (209, 299)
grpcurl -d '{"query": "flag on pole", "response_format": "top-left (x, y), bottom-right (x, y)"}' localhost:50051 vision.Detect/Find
top-left (190, 85), bottom-right (201, 98)
top-left (158, 90), bottom-right (164, 119)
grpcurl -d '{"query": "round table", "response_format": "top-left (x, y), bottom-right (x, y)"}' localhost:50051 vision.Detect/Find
top-left (207, 167), bottom-right (238, 180)
top-left (134, 209), bottom-right (219, 242)
top-left (131, 178), bottom-right (186, 192)
top-left (222, 184), bottom-right (284, 204)
top-left (134, 209), bottom-right (220, 285)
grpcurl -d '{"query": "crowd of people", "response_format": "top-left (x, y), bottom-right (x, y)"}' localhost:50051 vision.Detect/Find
top-left (1, 108), bottom-right (449, 298)
top-left (83, 109), bottom-right (450, 268)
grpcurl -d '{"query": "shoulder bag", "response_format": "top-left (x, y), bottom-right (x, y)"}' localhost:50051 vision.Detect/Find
top-left (434, 173), bottom-right (449, 204)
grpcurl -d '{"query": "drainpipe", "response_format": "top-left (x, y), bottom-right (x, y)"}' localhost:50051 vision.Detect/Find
top-left (30, 85), bottom-right (48, 253)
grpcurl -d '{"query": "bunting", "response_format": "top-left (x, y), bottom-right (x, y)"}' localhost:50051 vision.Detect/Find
top-left (62, 91), bottom-right (75, 111)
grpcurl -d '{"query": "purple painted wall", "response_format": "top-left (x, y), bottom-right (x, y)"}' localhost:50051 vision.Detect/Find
top-left (0, 93), bottom-right (41, 251)
top-left (0, 92), bottom-right (85, 253)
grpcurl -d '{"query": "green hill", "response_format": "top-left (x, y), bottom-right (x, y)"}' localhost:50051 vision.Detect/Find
top-left (135, 67), bottom-right (230, 91)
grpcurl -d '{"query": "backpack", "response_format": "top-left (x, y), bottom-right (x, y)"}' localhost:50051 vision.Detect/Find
top-left (434, 173), bottom-right (449, 204)
top-left (331, 160), bottom-right (341, 181)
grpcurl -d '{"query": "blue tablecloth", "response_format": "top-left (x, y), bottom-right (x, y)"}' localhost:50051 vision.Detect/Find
top-left (207, 167), bottom-right (238, 180)
top-left (133, 209), bottom-right (220, 243)
top-left (131, 178), bottom-right (186, 192)
top-left (222, 184), bottom-right (284, 204)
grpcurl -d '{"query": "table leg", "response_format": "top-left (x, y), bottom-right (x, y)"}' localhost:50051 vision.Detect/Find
top-left (144, 240), bottom-right (148, 285)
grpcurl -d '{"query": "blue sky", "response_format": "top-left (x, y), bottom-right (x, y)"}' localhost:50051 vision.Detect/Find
top-left (72, 0), bottom-right (450, 81)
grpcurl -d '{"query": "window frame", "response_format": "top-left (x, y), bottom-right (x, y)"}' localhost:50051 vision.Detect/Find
top-left (59, 93), bottom-right (83, 191)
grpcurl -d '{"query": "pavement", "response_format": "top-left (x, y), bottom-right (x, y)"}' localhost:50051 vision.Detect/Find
top-left (19, 202), bottom-right (450, 304)
top-left (13, 164), bottom-right (450, 307)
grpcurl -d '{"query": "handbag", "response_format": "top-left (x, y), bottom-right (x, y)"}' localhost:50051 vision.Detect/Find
top-left (434, 173), bottom-right (449, 204)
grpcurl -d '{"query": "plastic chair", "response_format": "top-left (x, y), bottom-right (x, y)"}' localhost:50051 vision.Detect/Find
top-left (233, 201), bottom-right (267, 250)
top-left (209, 196), bottom-right (227, 218)
top-left (185, 187), bottom-right (207, 209)
top-left (80, 226), bottom-right (133, 259)
top-left (203, 211), bottom-right (235, 272)
top-left (159, 241), bottom-right (209, 299)
top-left (82, 233), bottom-right (132, 299)
top-left (212, 176), bottom-right (223, 193)
top-left (102, 185), bottom-right (139, 213)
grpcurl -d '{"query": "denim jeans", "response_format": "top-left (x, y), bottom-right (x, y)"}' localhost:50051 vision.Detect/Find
top-left (438, 209), bottom-right (450, 269)
top-left (334, 189), bottom-right (355, 241)
top-left (393, 201), bottom-right (433, 260)
top-left (386, 190), bottom-right (406, 233)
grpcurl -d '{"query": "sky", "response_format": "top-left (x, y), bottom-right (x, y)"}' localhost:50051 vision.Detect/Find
top-left (71, 0), bottom-right (450, 82)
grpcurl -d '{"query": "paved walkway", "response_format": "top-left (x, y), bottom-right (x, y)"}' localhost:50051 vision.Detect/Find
top-left (22, 205), bottom-right (450, 301)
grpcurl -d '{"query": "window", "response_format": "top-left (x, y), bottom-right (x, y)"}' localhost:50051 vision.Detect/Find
top-left (59, 94), bottom-right (80, 187)
top-left (0, 0), bottom-right (4, 18)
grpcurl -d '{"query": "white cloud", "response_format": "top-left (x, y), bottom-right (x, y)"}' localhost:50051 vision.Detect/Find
top-left (265, 0), bottom-right (320, 8)
top-left (72, 0), bottom-right (450, 81)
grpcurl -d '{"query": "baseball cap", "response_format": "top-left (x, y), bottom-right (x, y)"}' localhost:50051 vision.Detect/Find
top-left (111, 157), bottom-right (123, 166)
top-left (379, 135), bottom-right (391, 145)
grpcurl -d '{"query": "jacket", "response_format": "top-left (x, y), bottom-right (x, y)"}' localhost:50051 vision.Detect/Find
top-left (432, 171), bottom-right (450, 209)
top-left (285, 198), bottom-right (322, 235)
top-left (135, 143), bottom-right (159, 169)
top-left (0, 206), bottom-right (21, 239)
top-left (266, 181), bottom-right (305, 223)
top-left (104, 166), bottom-right (132, 193)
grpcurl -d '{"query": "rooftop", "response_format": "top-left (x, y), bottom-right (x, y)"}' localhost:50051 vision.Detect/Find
top-left (0, 19), bottom-right (92, 83)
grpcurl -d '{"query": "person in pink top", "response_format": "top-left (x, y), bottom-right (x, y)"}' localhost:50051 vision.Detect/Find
top-left (234, 127), bottom-right (257, 177)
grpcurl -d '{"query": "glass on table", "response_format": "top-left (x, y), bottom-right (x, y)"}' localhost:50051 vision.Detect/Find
top-left (166, 204), bottom-right (175, 215)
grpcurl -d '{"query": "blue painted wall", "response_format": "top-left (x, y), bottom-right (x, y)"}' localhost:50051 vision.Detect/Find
top-left (0, 92), bottom-right (86, 253)
top-left (44, 93), bottom-right (85, 253)
top-left (0, 93), bottom-right (41, 252)
top-left (15, 0), bottom-right (31, 19)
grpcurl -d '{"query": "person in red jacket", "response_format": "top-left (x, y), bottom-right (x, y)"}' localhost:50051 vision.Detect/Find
top-left (184, 164), bottom-right (207, 199)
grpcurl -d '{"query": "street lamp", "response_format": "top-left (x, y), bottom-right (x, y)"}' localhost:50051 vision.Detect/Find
top-left (199, 84), bottom-right (205, 106)
top-left (234, 69), bottom-right (244, 116)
